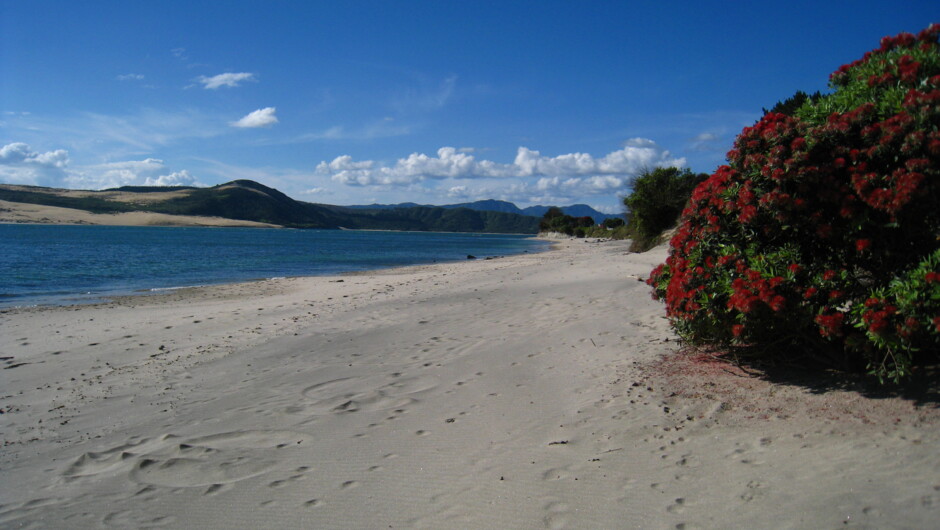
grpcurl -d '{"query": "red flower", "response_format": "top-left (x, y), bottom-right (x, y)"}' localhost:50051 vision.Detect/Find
top-left (732, 324), bottom-right (745, 337)
top-left (855, 239), bottom-right (872, 252)
top-left (862, 304), bottom-right (897, 335)
top-left (815, 312), bottom-right (845, 337)
top-left (738, 205), bottom-right (758, 224)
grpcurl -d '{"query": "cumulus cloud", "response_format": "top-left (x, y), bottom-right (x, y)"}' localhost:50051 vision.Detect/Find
top-left (63, 158), bottom-right (169, 189)
top-left (0, 142), bottom-right (69, 167)
top-left (316, 139), bottom-right (685, 188)
top-left (73, 160), bottom-right (203, 189)
top-left (0, 143), bottom-right (203, 189)
top-left (231, 107), bottom-right (279, 128)
top-left (0, 142), bottom-right (70, 185)
top-left (145, 170), bottom-right (198, 187)
top-left (197, 72), bottom-right (256, 89)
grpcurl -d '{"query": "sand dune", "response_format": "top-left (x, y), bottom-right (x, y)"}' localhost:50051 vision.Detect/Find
top-left (1, 240), bottom-right (938, 528)
top-left (0, 199), bottom-right (280, 227)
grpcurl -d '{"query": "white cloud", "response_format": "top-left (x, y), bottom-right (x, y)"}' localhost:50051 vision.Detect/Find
top-left (0, 142), bottom-right (68, 167)
top-left (66, 158), bottom-right (203, 189)
top-left (0, 142), bottom-right (70, 185)
top-left (116, 73), bottom-right (145, 81)
top-left (391, 74), bottom-right (458, 113)
top-left (72, 158), bottom-right (167, 188)
top-left (145, 170), bottom-right (198, 187)
top-left (231, 107), bottom-right (278, 128)
top-left (426, 75), bottom-right (457, 109)
top-left (286, 119), bottom-right (411, 143)
top-left (688, 132), bottom-right (721, 152)
top-left (197, 72), bottom-right (256, 89)
top-left (0, 143), bottom-right (203, 190)
top-left (316, 140), bottom-right (685, 188)
top-left (446, 185), bottom-right (469, 198)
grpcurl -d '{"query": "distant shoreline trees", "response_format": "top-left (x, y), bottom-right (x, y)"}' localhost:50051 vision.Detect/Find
top-left (539, 207), bottom-right (596, 237)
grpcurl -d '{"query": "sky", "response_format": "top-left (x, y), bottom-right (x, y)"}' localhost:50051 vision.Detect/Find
top-left (1, 2), bottom-right (937, 214)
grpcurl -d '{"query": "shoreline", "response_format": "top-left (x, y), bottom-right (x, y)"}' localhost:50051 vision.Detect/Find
top-left (0, 227), bottom-right (552, 310)
top-left (1, 239), bottom-right (938, 528)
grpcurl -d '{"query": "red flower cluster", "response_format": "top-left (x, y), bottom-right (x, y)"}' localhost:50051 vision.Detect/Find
top-left (728, 270), bottom-right (786, 314)
top-left (830, 24), bottom-right (940, 86)
top-left (648, 25), bottom-right (940, 373)
top-left (861, 298), bottom-right (898, 335)
top-left (814, 311), bottom-right (845, 337)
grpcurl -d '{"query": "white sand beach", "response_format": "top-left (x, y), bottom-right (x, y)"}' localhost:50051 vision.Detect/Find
top-left (1, 239), bottom-right (938, 529)
top-left (0, 200), bottom-right (280, 228)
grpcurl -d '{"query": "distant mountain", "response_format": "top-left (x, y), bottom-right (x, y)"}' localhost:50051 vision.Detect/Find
top-left (347, 199), bottom-right (623, 221)
top-left (448, 199), bottom-right (525, 215)
top-left (0, 181), bottom-right (540, 234)
top-left (520, 204), bottom-right (622, 221)
top-left (344, 202), bottom-right (424, 210)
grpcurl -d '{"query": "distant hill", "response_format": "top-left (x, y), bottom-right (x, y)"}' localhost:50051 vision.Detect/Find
top-left (0, 181), bottom-right (540, 234)
top-left (348, 199), bottom-right (622, 221)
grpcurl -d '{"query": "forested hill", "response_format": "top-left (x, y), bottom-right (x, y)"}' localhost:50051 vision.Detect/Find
top-left (0, 180), bottom-right (541, 234)
top-left (346, 198), bottom-right (621, 221)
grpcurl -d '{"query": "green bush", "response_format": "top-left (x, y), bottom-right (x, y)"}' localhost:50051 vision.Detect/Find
top-left (623, 167), bottom-right (707, 251)
top-left (539, 208), bottom-right (595, 236)
top-left (648, 24), bottom-right (940, 382)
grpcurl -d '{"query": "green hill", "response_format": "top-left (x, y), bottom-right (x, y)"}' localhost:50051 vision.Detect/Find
top-left (0, 180), bottom-right (540, 234)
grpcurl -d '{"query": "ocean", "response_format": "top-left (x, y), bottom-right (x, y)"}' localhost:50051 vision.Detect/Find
top-left (0, 225), bottom-right (550, 308)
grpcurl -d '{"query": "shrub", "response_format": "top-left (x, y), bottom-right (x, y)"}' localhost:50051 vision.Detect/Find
top-left (762, 90), bottom-right (823, 116)
top-left (539, 209), bottom-right (594, 236)
top-left (624, 167), bottom-right (707, 251)
top-left (648, 24), bottom-right (940, 382)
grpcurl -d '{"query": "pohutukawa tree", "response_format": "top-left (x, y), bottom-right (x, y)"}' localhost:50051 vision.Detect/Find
top-left (648, 24), bottom-right (940, 382)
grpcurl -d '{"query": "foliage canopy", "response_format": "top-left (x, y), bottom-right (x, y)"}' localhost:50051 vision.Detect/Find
top-left (648, 24), bottom-right (940, 382)
top-left (623, 167), bottom-right (707, 251)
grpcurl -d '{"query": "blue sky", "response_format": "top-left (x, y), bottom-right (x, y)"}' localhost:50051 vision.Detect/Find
top-left (1, 2), bottom-right (937, 213)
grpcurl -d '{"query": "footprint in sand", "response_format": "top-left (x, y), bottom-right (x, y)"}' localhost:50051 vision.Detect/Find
top-left (301, 374), bottom-right (439, 415)
top-left (666, 497), bottom-right (688, 514)
top-left (102, 510), bottom-right (176, 528)
top-left (131, 456), bottom-right (276, 488)
top-left (543, 500), bottom-right (571, 529)
top-left (61, 430), bottom-right (309, 490)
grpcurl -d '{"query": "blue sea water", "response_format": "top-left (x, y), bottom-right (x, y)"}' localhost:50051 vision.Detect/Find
top-left (0, 225), bottom-right (550, 308)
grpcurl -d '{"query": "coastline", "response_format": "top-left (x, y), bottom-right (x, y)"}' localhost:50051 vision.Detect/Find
top-left (1, 239), bottom-right (938, 528)
top-left (0, 225), bottom-right (550, 310)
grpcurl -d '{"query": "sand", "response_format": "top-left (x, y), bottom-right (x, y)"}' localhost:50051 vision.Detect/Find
top-left (1, 239), bottom-right (938, 529)
top-left (0, 200), bottom-right (280, 228)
